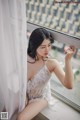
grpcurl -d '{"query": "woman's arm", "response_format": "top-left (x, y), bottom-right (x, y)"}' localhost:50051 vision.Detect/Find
top-left (52, 46), bottom-right (76, 89)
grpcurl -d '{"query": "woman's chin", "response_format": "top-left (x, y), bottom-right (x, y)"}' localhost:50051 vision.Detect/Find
top-left (43, 55), bottom-right (48, 58)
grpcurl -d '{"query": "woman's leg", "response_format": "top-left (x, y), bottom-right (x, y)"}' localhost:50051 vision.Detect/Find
top-left (17, 99), bottom-right (48, 120)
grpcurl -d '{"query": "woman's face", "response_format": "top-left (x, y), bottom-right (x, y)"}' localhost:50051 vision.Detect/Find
top-left (36, 39), bottom-right (51, 58)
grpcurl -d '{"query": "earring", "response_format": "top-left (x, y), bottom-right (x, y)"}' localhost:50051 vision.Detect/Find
top-left (35, 55), bottom-right (39, 61)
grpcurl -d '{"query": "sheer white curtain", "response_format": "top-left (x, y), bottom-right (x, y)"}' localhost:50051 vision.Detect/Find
top-left (0, 0), bottom-right (27, 119)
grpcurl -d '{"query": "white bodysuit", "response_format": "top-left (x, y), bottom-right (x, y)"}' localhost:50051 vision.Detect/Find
top-left (27, 64), bottom-right (54, 105)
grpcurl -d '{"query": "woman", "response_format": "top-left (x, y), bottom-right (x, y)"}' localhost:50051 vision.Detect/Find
top-left (17, 28), bottom-right (75, 120)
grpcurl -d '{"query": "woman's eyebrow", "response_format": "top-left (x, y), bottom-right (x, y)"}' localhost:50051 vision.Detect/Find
top-left (40, 43), bottom-right (51, 46)
top-left (40, 45), bottom-right (46, 46)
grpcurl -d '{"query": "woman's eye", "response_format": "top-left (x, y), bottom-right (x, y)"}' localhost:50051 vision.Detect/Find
top-left (48, 44), bottom-right (51, 47)
top-left (41, 47), bottom-right (45, 49)
top-left (40, 44), bottom-right (51, 49)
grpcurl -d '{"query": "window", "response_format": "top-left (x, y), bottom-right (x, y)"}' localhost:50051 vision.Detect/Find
top-left (27, 22), bottom-right (80, 112)
top-left (26, 0), bottom-right (80, 111)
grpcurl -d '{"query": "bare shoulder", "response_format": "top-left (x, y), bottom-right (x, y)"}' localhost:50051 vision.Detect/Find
top-left (46, 58), bottom-right (60, 72)
top-left (46, 58), bottom-right (59, 66)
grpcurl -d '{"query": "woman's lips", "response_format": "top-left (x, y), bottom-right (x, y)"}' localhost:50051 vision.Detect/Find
top-left (44, 53), bottom-right (48, 55)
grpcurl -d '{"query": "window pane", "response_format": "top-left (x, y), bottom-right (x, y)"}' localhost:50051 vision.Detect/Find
top-left (26, 0), bottom-right (80, 111)
top-left (50, 41), bottom-right (80, 110)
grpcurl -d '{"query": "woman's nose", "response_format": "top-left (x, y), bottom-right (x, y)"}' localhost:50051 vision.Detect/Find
top-left (45, 47), bottom-right (49, 52)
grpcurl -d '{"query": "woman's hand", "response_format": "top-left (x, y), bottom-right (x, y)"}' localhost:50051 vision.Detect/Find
top-left (64, 46), bottom-right (76, 60)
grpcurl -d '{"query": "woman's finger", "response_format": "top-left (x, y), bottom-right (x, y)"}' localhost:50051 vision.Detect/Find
top-left (69, 46), bottom-right (76, 52)
top-left (64, 46), bottom-right (76, 54)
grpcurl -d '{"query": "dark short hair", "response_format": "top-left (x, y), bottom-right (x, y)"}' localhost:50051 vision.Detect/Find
top-left (27, 28), bottom-right (54, 58)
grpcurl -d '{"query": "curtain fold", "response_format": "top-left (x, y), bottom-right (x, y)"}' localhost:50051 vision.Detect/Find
top-left (0, 0), bottom-right (27, 119)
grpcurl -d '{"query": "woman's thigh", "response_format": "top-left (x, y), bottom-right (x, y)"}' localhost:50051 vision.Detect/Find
top-left (17, 99), bottom-right (48, 120)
